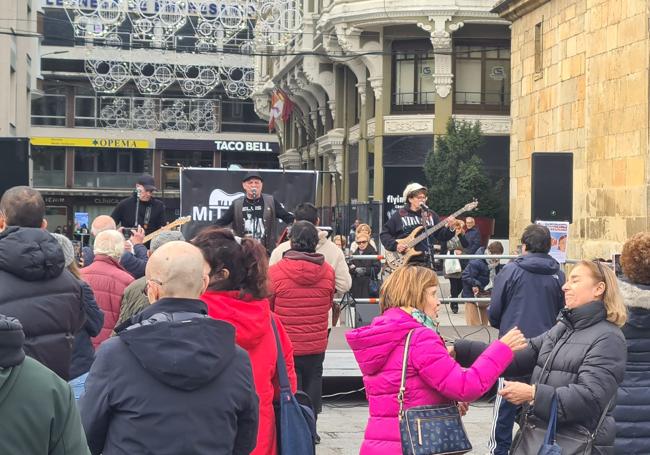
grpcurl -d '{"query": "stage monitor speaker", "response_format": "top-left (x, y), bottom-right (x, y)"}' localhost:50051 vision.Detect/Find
top-left (355, 303), bottom-right (380, 328)
top-left (0, 138), bottom-right (29, 199)
top-left (531, 152), bottom-right (573, 223)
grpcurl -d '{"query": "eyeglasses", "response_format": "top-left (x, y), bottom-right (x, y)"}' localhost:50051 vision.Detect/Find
top-left (142, 278), bottom-right (164, 296)
top-left (357, 241), bottom-right (368, 245)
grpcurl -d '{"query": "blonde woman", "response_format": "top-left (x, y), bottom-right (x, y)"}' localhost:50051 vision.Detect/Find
top-left (350, 223), bottom-right (377, 251)
top-left (455, 260), bottom-right (628, 454)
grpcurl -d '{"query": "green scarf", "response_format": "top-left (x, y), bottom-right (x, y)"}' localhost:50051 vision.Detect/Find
top-left (411, 309), bottom-right (440, 333)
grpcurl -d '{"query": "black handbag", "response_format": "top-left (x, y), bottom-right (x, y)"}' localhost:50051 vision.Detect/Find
top-left (511, 338), bottom-right (613, 455)
top-left (398, 329), bottom-right (472, 455)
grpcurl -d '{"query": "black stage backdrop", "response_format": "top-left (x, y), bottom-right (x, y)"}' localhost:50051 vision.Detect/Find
top-left (180, 168), bottom-right (318, 240)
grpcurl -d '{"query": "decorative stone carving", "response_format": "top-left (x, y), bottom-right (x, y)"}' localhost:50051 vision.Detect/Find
top-left (384, 115), bottom-right (435, 135)
top-left (327, 100), bottom-right (337, 123)
top-left (348, 124), bottom-right (361, 144)
top-left (319, 107), bottom-right (328, 127)
top-left (279, 148), bottom-right (302, 170)
top-left (369, 76), bottom-right (383, 100)
top-left (367, 118), bottom-right (376, 138)
top-left (416, 16), bottom-right (464, 98)
top-left (453, 114), bottom-right (511, 135)
top-left (356, 82), bottom-right (367, 106)
top-left (433, 53), bottom-right (453, 98)
top-left (252, 93), bottom-right (271, 121)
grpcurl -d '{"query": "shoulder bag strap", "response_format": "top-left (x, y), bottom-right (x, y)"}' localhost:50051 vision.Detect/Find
top-left (270, 317), bottom-right (291, 393)
top-left (591, 396), bottom-right (614, 439)
top-left (544, 395), bottom-right (559, 445)
top-left (397, 329), bottom-right (416, 421)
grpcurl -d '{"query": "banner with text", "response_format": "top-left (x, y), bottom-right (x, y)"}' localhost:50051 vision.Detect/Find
top-left (180, 168), bottom-right (318, 239)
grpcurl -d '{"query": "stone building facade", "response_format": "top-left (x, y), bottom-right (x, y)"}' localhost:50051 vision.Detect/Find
top-left (495, 0), bottom-right (649, 258)
top-left (253, 0), bottom-right (513, 235)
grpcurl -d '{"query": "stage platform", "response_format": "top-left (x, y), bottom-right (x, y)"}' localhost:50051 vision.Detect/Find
top-left (323, 303), bottom-right (499, 378)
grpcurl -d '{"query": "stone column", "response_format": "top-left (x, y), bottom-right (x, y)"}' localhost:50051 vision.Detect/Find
top-left (357, 79), bottom-right (369, 202)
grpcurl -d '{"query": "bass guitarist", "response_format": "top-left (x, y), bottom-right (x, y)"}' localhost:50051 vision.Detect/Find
top-left (380, 183), bottom-right (457, 267)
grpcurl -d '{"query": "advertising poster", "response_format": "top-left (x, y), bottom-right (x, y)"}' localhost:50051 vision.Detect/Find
top-left (74, 212), bottom-right (89, 234)
top-left (536, 220), bottom-right (569, 263)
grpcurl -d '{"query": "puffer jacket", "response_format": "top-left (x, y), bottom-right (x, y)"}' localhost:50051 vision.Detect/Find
top-left (201, 290), bottom-right (297, 455)
top-left (488, 252), bottom-right (565, 337)
top-left (81, 255), bottom-right (134, 348)
top-left (614, 278), bottom-right (650, 454)
top-left (269, 251), bottom-right (335, 356)
top-left (0, 226), bottom-right (85, 380)
top-left (457, 300), bottom-right (627, 454)
top-left (346, 307), bottom-right (514, 455)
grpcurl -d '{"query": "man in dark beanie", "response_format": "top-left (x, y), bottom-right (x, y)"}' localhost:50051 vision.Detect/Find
top-left (0, 314), bottom-right (89, 454)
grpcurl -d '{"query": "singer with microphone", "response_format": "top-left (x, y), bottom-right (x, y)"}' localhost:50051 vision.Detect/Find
top-left (111, 174), bottom-right (166, 236)
top-left (380, 182), bottom-right (457, 266)
top-left (214, 171), bottom-right (295, 254)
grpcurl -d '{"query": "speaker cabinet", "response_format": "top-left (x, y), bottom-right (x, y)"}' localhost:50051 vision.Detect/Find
top-left (531, 152), bottom-right (573, 223)
top-left (0, 138), bottom-right (29, 199)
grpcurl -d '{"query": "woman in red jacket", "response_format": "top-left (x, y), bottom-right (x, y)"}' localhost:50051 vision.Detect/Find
top-left (268, 221), bottom-right (335, 440)
top-left (191, 227), bottom-right (297, 455)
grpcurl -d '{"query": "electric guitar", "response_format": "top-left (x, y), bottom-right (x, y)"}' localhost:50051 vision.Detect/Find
top-left (383, 200), bottom-right (479, 274)
top-left (142, 216), bottom-right (192, 243)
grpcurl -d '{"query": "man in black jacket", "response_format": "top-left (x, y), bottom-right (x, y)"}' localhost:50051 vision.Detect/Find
top-left (215, 171), bottom-right (294, 254)
top-left (111, 174), bottom-right (166, 235)
top-left (0, 186), bottom-right (85, 380)
top-left (80, 241), bottom-right (259, 455)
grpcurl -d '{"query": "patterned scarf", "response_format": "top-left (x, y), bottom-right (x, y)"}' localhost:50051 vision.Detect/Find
top-left (411, 309), bottom-right (440, 333)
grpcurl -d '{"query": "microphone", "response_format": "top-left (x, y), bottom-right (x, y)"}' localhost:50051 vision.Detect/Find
top-left (252, 188), bottom-right (257, 198)
top-left (419, 202), bottom-right (431, 212)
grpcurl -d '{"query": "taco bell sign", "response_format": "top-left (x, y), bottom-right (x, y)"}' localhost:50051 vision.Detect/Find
top-left (214, 140), bottom-right (279, 153)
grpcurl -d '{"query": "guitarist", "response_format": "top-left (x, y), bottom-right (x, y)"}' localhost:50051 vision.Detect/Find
top-left (111, 174), bottom-right (167, 236)
top-left (380, 183), bottom-right (457, 267)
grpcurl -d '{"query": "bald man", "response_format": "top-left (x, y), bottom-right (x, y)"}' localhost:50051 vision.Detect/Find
top-left (83, 215), bottom-right (148, 279)
top-left (80, 242), bottom-right (259, 455)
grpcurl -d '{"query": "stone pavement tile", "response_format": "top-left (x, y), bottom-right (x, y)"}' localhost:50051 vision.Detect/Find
top-left (318, 400), bottom-right (499, 455)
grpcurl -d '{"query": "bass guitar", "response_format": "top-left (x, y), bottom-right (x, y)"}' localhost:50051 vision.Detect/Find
top-left (142, 216), bottom-right (192, 243)
top-left (383, 200), bottom-right (479, 274)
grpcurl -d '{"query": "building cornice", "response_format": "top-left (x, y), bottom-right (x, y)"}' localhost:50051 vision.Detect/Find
top-left (491, 0), bottom-right (550, 20)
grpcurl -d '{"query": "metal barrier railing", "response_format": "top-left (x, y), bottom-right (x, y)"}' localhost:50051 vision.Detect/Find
top-left (339, 253), bottom-right (587, 305)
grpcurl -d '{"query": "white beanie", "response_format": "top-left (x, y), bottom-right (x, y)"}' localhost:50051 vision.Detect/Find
top-left (402, 183), bottom-right (427, 202)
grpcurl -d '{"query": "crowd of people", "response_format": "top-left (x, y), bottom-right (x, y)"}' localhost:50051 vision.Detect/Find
top-left (0, 178), bottom-right (649, 455)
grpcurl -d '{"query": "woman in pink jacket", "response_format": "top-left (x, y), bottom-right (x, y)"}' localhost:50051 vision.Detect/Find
top-left (346, 265), bottom-right (527, 454)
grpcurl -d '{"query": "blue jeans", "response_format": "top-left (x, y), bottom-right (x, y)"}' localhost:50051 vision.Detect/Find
top-left (488, 378), bottom-right (520, 455)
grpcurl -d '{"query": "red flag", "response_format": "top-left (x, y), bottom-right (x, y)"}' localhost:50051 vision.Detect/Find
top-left (268, 90), bottom-right (294, 133)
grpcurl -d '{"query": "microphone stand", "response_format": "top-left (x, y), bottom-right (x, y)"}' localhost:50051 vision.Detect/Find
top-left (420, 206), bottom-right (436, 271)
top-left (134, 190), bottom-right (140, 229)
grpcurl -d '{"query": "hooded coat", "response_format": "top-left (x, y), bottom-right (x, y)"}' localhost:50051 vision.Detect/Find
top-left (269, 250), bottom-right (335, 356)
top-left (79, 298), bottom-right (258, 455)
top-left (81, 255), bottom-right (134, 348)
top-left (614, 279), bottom-right (650, 454)
top-left (488, 252), bottom-right (566, 337)
top-left (0, 226), bottom-right (84, 380)
top-left (346, 308), bottom-right (514, 455)
top-left (457, 301), bottom-right (627, 454)
top-left (201, 290), bottom-right (298, 455)
top-left (0, 315), bottom-right (90, 455)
